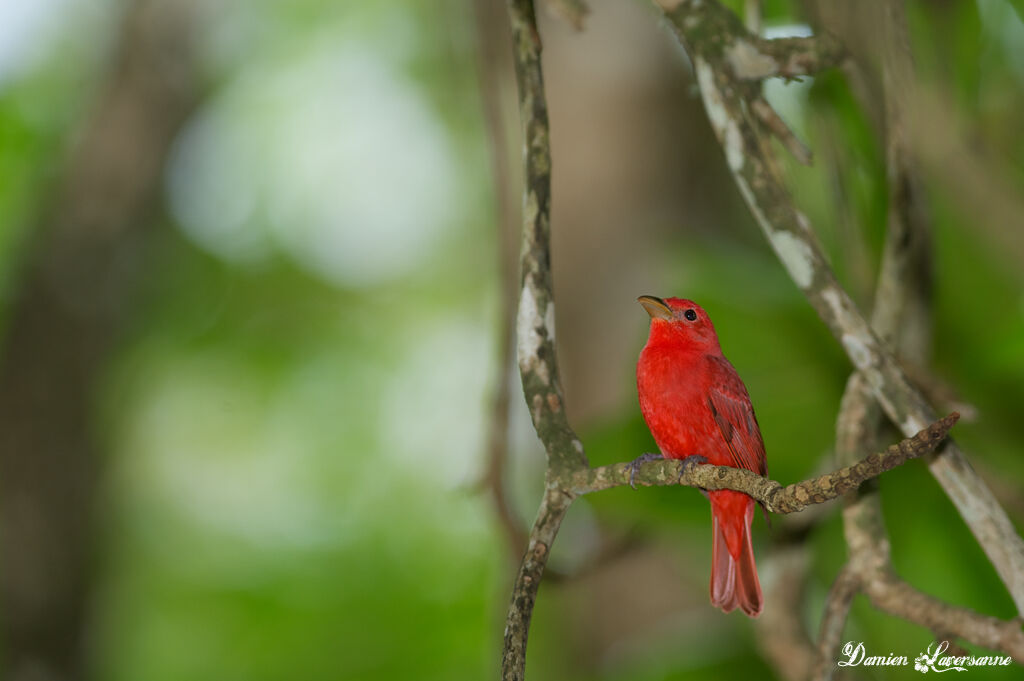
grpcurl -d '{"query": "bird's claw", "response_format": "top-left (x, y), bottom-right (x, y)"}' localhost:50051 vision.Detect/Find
top-left (678, 455), bottom-right (709, 484)
top-left (626, 452), bottom-right (663, 489)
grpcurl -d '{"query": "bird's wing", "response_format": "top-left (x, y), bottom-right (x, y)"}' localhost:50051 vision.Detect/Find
top-left (706, 356), bottom-right (767, 476)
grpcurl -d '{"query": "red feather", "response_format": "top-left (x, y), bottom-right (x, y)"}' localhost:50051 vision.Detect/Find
top-left (637, 297), bottom-right (765, 617)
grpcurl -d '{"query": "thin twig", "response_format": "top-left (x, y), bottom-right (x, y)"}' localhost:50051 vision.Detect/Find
top-left (654, 1), bottom-right (846, 82)
top-left (750, 35), bottom-right (846, 79)
top-left (752, 97), bottom-right (812, 165)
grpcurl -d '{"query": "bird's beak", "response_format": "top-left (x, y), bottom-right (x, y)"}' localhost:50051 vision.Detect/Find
top-left (638, 295), bottom-right (673, 321)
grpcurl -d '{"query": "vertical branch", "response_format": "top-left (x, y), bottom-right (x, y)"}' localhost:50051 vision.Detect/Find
top-left (508, 0), bottom-right (585, 475)
top-left (500, 487), bottom-right (573, 681)
top-left (502, 0), bottom-right (587, 679)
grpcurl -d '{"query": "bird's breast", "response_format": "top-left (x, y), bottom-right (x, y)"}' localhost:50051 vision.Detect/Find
top-left (637, 347), bottom-right (729, 464)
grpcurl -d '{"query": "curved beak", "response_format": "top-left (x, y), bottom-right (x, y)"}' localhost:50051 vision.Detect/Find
top-left (638, 295), bottom-right (673, 321)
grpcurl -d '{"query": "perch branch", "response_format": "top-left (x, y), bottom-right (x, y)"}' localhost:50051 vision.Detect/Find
top-left (655, 0), bottom-right (1024, 614)
top-left (571, 413), bottom-right (959, 512)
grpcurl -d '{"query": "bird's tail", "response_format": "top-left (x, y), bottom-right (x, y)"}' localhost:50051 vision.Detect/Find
top-left (709, 490), bottom-right (762, 617)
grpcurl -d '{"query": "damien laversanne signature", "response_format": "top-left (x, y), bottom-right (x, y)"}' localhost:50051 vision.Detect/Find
top-left (838, 641), bottom-right (1012, 673)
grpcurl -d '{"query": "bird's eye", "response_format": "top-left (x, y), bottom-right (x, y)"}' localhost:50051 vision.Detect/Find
top-left (684, 309), bottom-right (697, 321)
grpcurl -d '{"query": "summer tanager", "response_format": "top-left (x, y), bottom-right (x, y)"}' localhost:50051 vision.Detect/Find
top-left (635, 295), bottom-right (765, 617)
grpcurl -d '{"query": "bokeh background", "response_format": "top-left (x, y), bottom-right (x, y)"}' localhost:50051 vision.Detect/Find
top-left (0, 0), bottom-right (1022, 680)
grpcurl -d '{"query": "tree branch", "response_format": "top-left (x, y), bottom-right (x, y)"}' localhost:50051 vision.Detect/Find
top-left (863, 574), bottom-right (1024, 660)
top-left (502, 0), bottom-right (585, 679)
top-left (655, 0), bottom-right (845, 81)
top-left (747, 35), bottom-right (846, 79)
top-left (571, 413), bottom-right (959, 513)
top-left (509, 0), bottom-right (586, 475)
top-left (499, 1), bottom-right (1020, 677)
top-left (501, 485), bottom-right (574, 679)
top-left (655, 0), bottom-right (1024, 614)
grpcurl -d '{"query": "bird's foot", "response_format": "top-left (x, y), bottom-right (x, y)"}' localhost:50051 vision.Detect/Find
top-left (678, 455), bottom-right (709, 484)
top-left (626, 452), bottom-right (663, 489)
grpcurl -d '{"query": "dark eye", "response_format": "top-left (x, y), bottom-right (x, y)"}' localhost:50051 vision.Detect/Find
top-left (684, 309), bottom-right (697, 321)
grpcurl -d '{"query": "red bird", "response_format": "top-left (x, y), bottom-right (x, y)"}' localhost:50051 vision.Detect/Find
top-left (635, 295), bottom-right (766, 617)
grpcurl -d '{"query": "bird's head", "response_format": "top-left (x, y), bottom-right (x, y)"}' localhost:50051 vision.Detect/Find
top-left (638, 295), bottom-right (722, 354)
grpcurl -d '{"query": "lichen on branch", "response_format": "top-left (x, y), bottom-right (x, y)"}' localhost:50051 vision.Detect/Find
top-left (572, 413), bottom-right (960, 514)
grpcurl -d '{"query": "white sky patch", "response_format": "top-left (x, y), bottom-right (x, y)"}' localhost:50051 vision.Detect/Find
top-left (167, 38), bottom-right (460, 287)
top-left (0, 0), bottom-right (74, 87)
top-left (762, 23), bottom-right (814, 141)
top-left (379, 318), bottom-right (490, 487)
